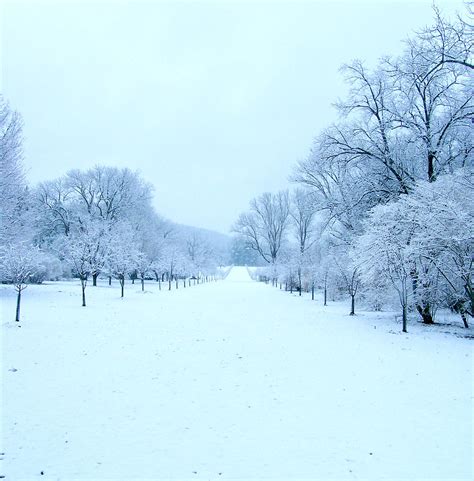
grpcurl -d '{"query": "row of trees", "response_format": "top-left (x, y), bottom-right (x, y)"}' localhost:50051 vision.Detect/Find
top-left (0, 100), bottom-right (227, 320)
top-left (234, 6), bottom-right (473, 331)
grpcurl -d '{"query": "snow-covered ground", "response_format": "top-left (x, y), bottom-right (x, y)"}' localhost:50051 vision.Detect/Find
top-left (1, 267), bottom-right (472, 480)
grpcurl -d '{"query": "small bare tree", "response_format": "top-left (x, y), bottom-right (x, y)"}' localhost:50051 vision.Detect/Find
top-left (0, 243), bottom-right (42, 322)
top-left (334, 259), bottom-right (360, 316)
top-left (61, 218), bottom-right (112, 306)
top-left (107, 222), bottom-right (140, 298)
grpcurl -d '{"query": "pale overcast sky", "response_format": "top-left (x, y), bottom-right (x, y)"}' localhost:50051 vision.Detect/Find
top-left (1, 0), bottom-right (462, 234)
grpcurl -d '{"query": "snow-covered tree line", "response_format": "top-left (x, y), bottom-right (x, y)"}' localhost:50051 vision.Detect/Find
top-left (234, 7), bottom-right (473, 330)
top-left (0, 96), bottom-right (227, 319)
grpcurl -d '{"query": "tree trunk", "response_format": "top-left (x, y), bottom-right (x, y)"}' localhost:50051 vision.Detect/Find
top-left (402, 304), bottom-right (407, 333)
top-left (410, 267), bottom-right (434, 324)
top-left (464, 283), bottom-right (474, 319)
top-left (428, 152), bottom-right (436, 182)
top-left (81, 278), bottom-right (86, 307)
top-left (108, 276), bottom-right (112, 286)
top-left (169, 279), bottom-right (172, 290)
top-left (120, 277), bottom-right (124, 298)
top-left (312, 283), bottom-right (314, 301)
top-left (141, 278), bottom-right (144, 291)
top-left (461, 311), bottom-right (469, 329)
top-left (15, 288), bottom-right (21, 322)
top-left (298, 268), bottom-right (302, 297)
top-left (350, 294), bottom-right (355, 315)
top-left (159, 279), bottom-right (161, 290)
top-left (323, 273), bottom-right (328, 306)
top-left (92, 272), bottom-right (98, 286)
top-left (416, 304), bottom-right (434, 324)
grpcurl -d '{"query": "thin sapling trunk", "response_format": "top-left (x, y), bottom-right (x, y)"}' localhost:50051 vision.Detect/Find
top-left (350, 294), bottom-right (355, 316)
top-left (15, 285), bottom-right (25, 322)
top-left (120, 276), bottom-right (125, 298)
top-left (80, 275), bottom-right (87, 307)
top-left (324, 272), bottom-right (328, 306)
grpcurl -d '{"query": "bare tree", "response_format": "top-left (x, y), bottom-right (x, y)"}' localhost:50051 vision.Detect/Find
top-left (106, 222), bottom-right (140, 298)
top-left (65, 166), bottom-right (153, 223)
top-left (388, 27), bottom-right (473, 182)
top-left (60, 218), bottom-right (112, 306)
top-left (0, 243), bottom-right (43, 322)
top-left (290, 188), bottom-right (318, 295)
top-left (36, 167), bottom-right (154, 285)
top-left (233, 191), bottom-right (290, 272)
top-left (186, 233), bottom-right (214, 280)
top-left (328, 61), bottom-right (414, 195)
top-left (354, 203), bottom-right (415, 332)
top-left (293, 62), bottom-right (414, 240)
top-left (36, 179), bottom-right (74, 238)
top-left (334, 257), bottom-right (360, 316)
top-left (0, 96), bottom-right (27, 246)
top-left (415, 5), bottom-right (474, 78)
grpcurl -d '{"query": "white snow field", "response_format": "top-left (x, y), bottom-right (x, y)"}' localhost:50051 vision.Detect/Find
top-left (1, 267), bottom-right (472, 481)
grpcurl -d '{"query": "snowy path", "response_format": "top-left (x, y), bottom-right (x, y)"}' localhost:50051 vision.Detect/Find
top-left (1, 267), bottom-right (472, 480)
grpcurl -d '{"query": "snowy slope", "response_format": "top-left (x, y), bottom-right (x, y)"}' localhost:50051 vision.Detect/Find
top-left (1, 268), bottom-right (472, 480)
top-left (224, 266), bottom-right (252, 282)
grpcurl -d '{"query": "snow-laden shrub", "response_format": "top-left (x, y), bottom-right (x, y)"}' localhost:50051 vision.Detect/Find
top-left (28, 251), bottom-right (63, 283)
